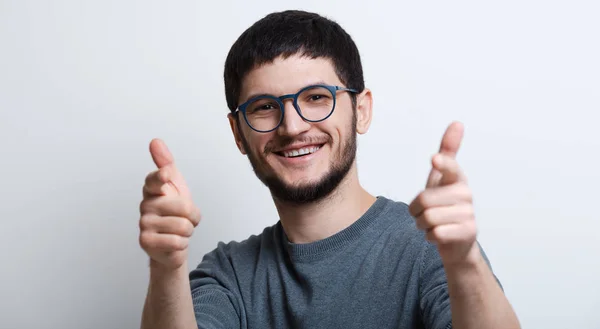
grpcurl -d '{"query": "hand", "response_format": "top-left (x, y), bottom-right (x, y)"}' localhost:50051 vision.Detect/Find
top-left (409, 122), bottom-right (479, 266)
top-left (138, 139), bottom-right (201, 270)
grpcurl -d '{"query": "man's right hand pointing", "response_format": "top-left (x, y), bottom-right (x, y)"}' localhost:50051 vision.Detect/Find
top-left (139, 139), bottom-right (201, 270)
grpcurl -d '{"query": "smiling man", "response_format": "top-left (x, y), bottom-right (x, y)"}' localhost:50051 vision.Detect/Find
top-left (138, 10), bottom-right (521, 329)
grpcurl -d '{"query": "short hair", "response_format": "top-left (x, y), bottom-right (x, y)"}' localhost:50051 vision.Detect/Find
top-left (223, 10), bottom-right (365, 113)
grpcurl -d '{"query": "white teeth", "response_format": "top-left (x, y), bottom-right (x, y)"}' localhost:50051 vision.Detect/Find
top-left (283, 146), bottom-right (321, 158)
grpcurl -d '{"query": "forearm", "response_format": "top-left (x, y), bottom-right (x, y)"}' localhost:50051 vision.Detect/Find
top-left (445, 247), bottom-right (520, 329)
top-left (141, 260), bottom-right (197, 329)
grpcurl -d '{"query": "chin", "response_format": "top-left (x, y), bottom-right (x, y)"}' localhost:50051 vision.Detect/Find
top-left (280, 166), bottom-right (330, 186)
top-left (248, 138), bottom-right (356, 204)
top-left (283, 177), bottom-right (322, 190)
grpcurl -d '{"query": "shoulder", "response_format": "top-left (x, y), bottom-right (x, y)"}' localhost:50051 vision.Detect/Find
top-left (190, 222), bottom-right (281, 277)
top-left (376, 195), bottom-right (422, 235)
top-left (218, 222), bottom-right (280, 257)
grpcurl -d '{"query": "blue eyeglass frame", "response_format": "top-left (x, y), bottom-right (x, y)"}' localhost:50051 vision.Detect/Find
top-left (235, 84), bottom-right (358, 133)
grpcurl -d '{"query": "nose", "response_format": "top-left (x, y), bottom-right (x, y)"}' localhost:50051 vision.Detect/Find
top-left (277, 99), bottom-right (311, 137)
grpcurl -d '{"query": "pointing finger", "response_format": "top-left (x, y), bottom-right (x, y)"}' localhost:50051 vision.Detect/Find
top-left (414, 204), bottom-right (474, 230)
top-left (432, 154), bottom-right (466, 186)
top-left (408, 182), bottom-right (473, 218)
top-left (139, 196), bottom-right (202, 226)
top-left (143, 168), bottom-right (178, 197)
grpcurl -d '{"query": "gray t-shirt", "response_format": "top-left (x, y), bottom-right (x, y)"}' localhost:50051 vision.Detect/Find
top-left (189, 196), bottom-right (499, 329)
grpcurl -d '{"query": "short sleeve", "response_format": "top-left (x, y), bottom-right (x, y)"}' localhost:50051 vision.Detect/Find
top-left (189, 242), bottom-right (245, 329)
top-left (418, 241), bottom-right (503, 329)
top-left (418, 241), bottom-right (453, 329)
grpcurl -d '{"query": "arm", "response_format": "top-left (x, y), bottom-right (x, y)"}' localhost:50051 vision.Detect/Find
top-left (410, 122), bottom-right (520, 329)
top-left (140, 259), bottom-right (241, 329)
top-left (141, 261), bottom-right (197, 329)
top-left (138, 139), bottom-right (239, 329)
top-left (418, 241), bottom-right (519, 329)
top-left (444, 247), bottom-right (520, 329)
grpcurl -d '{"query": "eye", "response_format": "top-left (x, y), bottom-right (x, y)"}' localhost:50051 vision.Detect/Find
top-left (257, 104), bottom-right (275, 110)
top-left (247, 99), bottom-right (280, 114)
top-left (306, 93), bottom-right (331, 102)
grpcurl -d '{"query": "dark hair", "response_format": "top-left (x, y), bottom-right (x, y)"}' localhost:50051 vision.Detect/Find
top-left (223, 10), bottom-right (364, 113)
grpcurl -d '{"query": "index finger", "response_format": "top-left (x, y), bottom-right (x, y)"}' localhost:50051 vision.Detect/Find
top-left (432, 154), bottom-right (466, 185)
top-left (143, 168), bottom-right (178, 198)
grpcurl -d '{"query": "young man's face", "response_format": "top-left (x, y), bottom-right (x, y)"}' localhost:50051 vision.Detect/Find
top-left (229, 54), bottom-right (372, 204)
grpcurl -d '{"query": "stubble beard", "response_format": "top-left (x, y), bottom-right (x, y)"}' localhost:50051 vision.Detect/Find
top-left (238, 112), bottom-right (357, 205)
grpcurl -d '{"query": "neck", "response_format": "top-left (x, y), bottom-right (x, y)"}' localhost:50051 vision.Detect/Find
top-left (273, 164), bottom-right (377, 244)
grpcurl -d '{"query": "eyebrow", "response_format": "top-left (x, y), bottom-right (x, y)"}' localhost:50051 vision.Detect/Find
top-left (242, 81), bottom-right (329, 104)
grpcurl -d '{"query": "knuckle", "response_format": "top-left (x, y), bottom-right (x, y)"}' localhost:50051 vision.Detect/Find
top-left (416, 192), bottom-right (429, 208)
top-left (139, 198), bottom-right (158, 215)
top-left (182, 201), bottom-right (195, 219)
top-left (459, 183), bottom-right (473, 200)
top-left (139, 214), bottom-right (156, 231)
top-left (142, 184), bottom-right (150, 197)
top-left (465, 205), bottom-right (475, 219)
top-left (139, 199), bottom-right (149, 214)
top-left (170, 235), bottom-right (188, 251)
top-left (139, 232), bottom-right (153, 249)
top-left (192, 206), bottom-right (202, 225)
top-left (182, 220), bottom-right (194, 237)
top-left (172, 217), bottom-right (188, 235)
top-left (422, 208), bottom-right (434, 222)
top-left (139, 216), bottom-right (148, 231)
top-left (144, 171), bottom-right (154, 186)
top-left (158, 168), bottom-right (170, 183)
top-left (432, 228), bottom-right (448, 244)
top-left (466, 220), bottom-right (478, 236)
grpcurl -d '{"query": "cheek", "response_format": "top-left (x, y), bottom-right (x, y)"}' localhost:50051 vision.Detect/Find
top-left (243, 131), bottom-right (271, 157)
top-left (327, 116), bottom-right (353, 145)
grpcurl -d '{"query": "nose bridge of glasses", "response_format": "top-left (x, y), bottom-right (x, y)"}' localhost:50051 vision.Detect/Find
top-left (278, 93), bottom-right (296, 104)
top-left (277, 93), bottom-right (310, 131)
top-left (277, 93), bottom-right (301, 112)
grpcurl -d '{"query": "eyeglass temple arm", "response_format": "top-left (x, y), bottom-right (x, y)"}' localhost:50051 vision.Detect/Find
top-left (335, 86), bottom-right (359, 93)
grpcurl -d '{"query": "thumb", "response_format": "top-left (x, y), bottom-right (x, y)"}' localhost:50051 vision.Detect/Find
top-left (438, 121), bottom-right (465, 158)
top-left (148, 138), bottom-right (191, 197)
top-left (149, 138), bottom-right (175, 169)
top-left (425, 121), bottom-right (465, 188)
top-left (426, 167), bottom-right (442, 188)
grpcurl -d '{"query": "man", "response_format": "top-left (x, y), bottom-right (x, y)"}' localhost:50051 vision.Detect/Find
top-left (138, 10), bottom-right (521, 329)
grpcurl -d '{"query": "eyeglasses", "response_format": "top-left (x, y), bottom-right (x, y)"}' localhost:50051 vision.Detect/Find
top-left (235, 84), bottom-right (358, 133)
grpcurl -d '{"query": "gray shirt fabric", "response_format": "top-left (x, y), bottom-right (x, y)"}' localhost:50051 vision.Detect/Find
top-left (189, 196), bottom-right (500, 329)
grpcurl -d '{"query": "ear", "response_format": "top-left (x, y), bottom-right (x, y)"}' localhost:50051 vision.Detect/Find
top-left (228, 112), bottom-right (247, 155)
top-left (355, 88), bottom-right (373, 135)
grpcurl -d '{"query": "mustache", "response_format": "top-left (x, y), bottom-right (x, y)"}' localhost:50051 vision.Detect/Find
top-left (264, 135), bottom-right (331, 155)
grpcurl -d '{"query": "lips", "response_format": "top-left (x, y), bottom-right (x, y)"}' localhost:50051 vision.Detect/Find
top-left (274, 143), bottom-right (325, 158)
top-left (280, 145), bottom-right (321, 157)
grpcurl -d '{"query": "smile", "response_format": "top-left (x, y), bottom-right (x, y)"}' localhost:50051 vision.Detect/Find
top-left (276, 144), bottom-right (323, 158)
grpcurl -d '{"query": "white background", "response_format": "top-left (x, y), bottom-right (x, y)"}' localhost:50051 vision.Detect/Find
top-left (1, 1), bottom-right (598, 328)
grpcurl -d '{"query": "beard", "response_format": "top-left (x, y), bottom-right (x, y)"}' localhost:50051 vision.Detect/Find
top-left (237, 111), bottom-right (357, 205)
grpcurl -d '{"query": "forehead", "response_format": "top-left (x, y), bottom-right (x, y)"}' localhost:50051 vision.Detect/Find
top-left (240, 55), bottom-right (341, 101)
